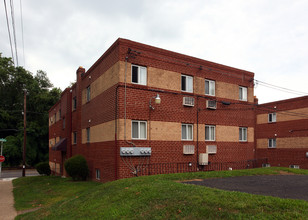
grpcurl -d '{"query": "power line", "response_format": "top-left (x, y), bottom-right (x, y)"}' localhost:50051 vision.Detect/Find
top-left (10, 0), bottom-right (19, 66)
top-left (19, 0), bottom-right (25, 67)
top-left (254, 79), bottom-right (308, 96)
top-left (3, 0), bottom-right (15, 64)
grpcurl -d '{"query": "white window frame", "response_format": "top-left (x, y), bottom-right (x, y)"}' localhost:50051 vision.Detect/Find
top-left (132, 120), bottom-right (147, 140)
top-left (268, 113), bottom-right (276, 123)
top-left (239, 86), bottom-right (247, 101)
top-left (181, 74), bottom-right (193, 93)
top-left (86, 127), bottom-right (90, 143)
top-left (239, 127), bottom-right (247, 142)
top-left (86, 86), bottom-right (91, 102)
top-left (131, 64), bottom-right (147, 85)
top-left (205, 125), bottom-right (216, 141)
top-left (181, 123), bottom-right (193, 141)
top-left (95, 169), bottom-right (101, 180)
top-left (268, 138), bottom-right (276, 148)
top-left (205, 79), bottom-right (215, 96)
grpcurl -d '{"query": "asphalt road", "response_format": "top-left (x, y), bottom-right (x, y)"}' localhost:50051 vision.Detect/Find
top-left (183, 175), bottom-right (308, 201)
top-left (0, 169), bottom-right (39, 179)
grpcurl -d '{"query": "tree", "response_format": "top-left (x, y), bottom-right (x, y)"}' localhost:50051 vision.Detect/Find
top-left (0, 53), bottom-right (61, 167)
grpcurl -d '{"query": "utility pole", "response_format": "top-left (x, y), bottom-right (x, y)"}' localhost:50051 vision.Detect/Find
top-left (22, 89), bottom-right (27, 177)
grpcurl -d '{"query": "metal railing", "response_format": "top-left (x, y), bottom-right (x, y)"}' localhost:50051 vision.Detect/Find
top-left (137, 158), bottom-right (268, 176)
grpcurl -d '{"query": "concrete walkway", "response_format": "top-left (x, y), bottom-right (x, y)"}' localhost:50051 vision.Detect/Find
top-left (0, 178), bottom-right (17, 220)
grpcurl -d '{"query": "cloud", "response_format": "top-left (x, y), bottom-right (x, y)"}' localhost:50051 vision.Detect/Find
top-left (1, 0), bottom-right (307, 103)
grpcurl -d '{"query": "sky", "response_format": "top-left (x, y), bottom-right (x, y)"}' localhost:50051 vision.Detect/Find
top-left (1, 0), bottom-right (308, 104)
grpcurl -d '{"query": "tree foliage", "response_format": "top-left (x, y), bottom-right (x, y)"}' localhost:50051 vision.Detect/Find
top-left (0, 53), bottom-right (61, 167)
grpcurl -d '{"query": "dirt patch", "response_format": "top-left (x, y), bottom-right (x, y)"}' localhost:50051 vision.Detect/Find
top-left (278, 171), bottom-right (298, 175)
top-left (175, 179), bottom-right (203, 183)
top-left (17, 207), bottom-right (41, 215)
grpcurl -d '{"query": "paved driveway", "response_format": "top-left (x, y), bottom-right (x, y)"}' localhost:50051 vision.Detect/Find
top-left (183, 175), bottom-right (308, 201)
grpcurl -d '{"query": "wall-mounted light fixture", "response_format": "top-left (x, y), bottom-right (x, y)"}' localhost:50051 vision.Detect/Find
top-left (149, 94), bottom-right (161, 110)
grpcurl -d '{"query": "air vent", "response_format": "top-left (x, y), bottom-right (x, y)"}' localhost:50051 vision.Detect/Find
top-left (206, 100), bottom-right (217, 109)
top-left (183, 97), bottom-right (194, 107)
top-left (199, 153), bottom-right (208, 165)
top-left (183, 145), bottom-right (195, 154)
top-left (289, 165), bottom-right (300, 169)
top-left (206, 145), bottom-right (217, 154)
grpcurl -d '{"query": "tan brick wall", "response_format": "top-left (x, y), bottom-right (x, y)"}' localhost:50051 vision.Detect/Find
top-left (150, 121), bottom-right (181, 141)
top-left (82, 120), bottom-right (116, 144)
top-left (216, 126), bottom-right (254, 142)
top-left (257, 137), bottom-right (308, 149)
top-left (82, 61), bottom-right (121, 105)
top-left (216, 82), bottom-right (254, 102)
top-left (257, 107), bottom-right (308, 124)
top-left (148, 67), bottom-right (181, 92)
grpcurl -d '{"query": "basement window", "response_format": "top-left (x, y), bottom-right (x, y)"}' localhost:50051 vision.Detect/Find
top-left (96, 169), bottom-right (101, 180)
top-left (268, 138), bottom-right (276, 148)
top-left (132, 65), bottom-right (147, 85)
top-left (181, 75), bottom-right (193, 93)
top-left (268, 113), bottom-right (276, 123)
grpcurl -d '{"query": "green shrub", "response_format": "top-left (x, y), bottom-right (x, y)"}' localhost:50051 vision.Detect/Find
top-left (64, 155), bottom-right (89, 181)
top-left (35, 162), bottom-right (51, 176)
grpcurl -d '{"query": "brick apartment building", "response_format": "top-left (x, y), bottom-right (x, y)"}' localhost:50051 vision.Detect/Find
top-left (49, 38), bottom-right (307, 182)
top-left (256, 96), bottom-right (308, 169)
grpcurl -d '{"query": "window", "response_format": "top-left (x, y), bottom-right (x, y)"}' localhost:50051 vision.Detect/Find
top-left (73, 97), bottom-right (77, 110)
top-left (239, 86), bottom-right (247, 101)
top-left (73, 132), bottom-right (77, 144)
top-left (86, 86), bottom-right (91, 102)
top-left (86, 127), bottom-right (90, 143)
top-left (181, 75), bottom-right (193, 93)
top-left (131, 65), bottom-right (147, 85)
top-left (239, 127), bottom-right (247, 142)
top-left (62, 118), bottom-right (65, 129)
top-left (205, 125), bottom-right (215, 141)
top-left (205, 79), bottom-right (215, 96)
top-left (132, 121), bottom-right (147, 139)
top-left (268, 113), bottom-right (276, 123)
top-left (54, 113), bottom-right (57, 122)
top-left (59, 109), bottom-right (61, 118)
top-left (96, 169), bottom-right (101, 180)
top-left (182, 124), bottom-right (193, 140)
top-left (268, 139), bottom-right (276, 148)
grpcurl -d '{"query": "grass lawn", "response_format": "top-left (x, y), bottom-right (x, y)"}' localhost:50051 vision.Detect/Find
top-left (13, 167), bottom-right (308, 219)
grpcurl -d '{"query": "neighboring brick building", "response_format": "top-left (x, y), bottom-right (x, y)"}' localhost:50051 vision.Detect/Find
top-left (49, 38), bottom-right (306, 182)
top-left (256, 96), bottom-right (308, 169)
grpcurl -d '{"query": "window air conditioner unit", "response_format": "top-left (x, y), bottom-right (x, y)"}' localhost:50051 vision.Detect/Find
top-left (206, 145), bottom-right (217, 154)
top-left (183, 97), bottom-right (194, 107)
top-left (262, 163), bottom-right (271, 168)
top-left (289, 165), bottom-right (300, 169)
top-left (199, 153), bottom-right (208, 165)
top-left (206, 100), bottom-right (217, 109)
top-left (183, 145), bottom-right (195, 154)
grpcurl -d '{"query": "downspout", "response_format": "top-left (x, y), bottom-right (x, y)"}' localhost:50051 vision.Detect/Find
top-left (196, 96), bottom-right (199, 166)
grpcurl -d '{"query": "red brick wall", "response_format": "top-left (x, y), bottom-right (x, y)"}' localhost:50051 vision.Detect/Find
top-left (256, 96), bottom-right (308, 168)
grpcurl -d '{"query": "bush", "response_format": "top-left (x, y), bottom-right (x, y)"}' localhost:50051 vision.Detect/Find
top-left (64, 155), bottom-right (89, 181)
top-left (35, 162), bottom-right (51, 176)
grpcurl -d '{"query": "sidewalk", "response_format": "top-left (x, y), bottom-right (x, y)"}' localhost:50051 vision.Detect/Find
top-left (0, 178), bottom-right (17, 220)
